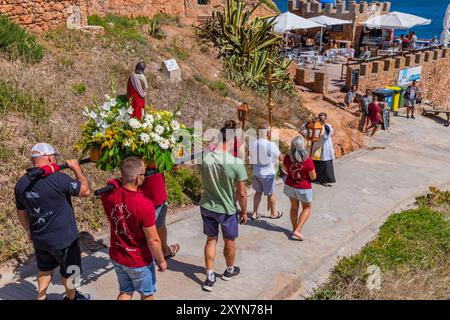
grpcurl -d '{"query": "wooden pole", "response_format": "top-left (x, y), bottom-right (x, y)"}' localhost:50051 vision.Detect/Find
top-left (267, 62), bottom-right (274, 141)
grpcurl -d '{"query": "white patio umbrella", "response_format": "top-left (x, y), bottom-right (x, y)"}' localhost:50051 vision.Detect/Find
top-left (309, 15), bottom-right (353, 52)
top-left (273, 12), bottom-right (323, 33)
top-left (362, 11), bottom-right (431, 30)
top-left (440, 4), bottom-right (450, 47)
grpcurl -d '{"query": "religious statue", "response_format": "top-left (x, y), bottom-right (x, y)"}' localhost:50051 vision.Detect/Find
top-left (127, 61), bottom-right (148, 120)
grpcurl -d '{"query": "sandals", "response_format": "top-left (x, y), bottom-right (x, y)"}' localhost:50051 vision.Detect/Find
top-left (268, 211), bottom-right (283, 219)
top-left (291, 232), bottom-right (304, 241)
top-left (250, 213), bottom-right (260, 220)
top-left (164, 244), bottom-right (180, 259)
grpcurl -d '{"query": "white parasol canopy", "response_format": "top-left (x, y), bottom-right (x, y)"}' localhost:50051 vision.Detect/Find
top-left (363, 11), bottom-right (431, 30)
top-left (440, 4), bottom-right (450, 47)
top-left (273, 12), bottom-right (323, 33)
top-left (309, 15), bottom-right (352, 26)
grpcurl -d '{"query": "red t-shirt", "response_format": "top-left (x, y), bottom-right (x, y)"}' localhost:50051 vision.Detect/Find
top-left (368, 102), bottom-right (381, 124)
top-left (284, 156), bottom-right (315, 189)
top-left (139, 170), bottom-right (168, 207)
top-left (100, 179), bottom-right (156, 268)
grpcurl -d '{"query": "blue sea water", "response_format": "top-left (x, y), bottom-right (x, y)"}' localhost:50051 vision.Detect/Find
top-left (273, 0), bottom-right (449, 39)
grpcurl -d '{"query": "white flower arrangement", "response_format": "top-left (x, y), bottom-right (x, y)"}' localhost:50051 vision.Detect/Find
top-left (78, 92), bottom-right (188, 172)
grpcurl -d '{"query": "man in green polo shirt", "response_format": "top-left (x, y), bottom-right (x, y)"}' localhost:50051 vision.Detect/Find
top-left (199, 126), bottom-right (248, 292)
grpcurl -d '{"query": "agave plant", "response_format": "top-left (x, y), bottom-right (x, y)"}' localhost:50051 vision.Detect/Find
top-left (197, 0), bottom-right (293, 93)
top-left (148, 17), bottom-right (164, 39)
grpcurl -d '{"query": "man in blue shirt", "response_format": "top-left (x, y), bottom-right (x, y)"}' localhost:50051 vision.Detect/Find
top-left (15, 143), bottom-right (91, 300)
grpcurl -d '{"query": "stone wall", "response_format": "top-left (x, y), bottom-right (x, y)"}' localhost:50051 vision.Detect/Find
top-left (0, 0), bottom-right (82, 33)
top-left (345, 48), bottom-right (450, 108)
top-left (295, 68), bottom-right (329, 94)
top-left (0, 0), bottom-right (277, 33)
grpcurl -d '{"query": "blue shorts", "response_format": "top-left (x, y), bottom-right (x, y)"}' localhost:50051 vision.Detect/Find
top-left (252, 175), bottom-right (276, 196)
top-left (112, 261), bottom-right (157, 296)
top-left (283, 185), bottom-right (313, 203)
top-left (155, 202), bottom-right (167, 228)
top-left (200, 207), bottom-right (238, 240)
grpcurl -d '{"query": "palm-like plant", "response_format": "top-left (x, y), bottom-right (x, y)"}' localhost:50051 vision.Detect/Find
top-left (197, 0), bottom-right (293, 93)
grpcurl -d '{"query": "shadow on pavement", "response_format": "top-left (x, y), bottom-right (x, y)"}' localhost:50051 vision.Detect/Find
top-left (245, 219), bottom-right (292, 238)
top-left (0, 232), bottom-right (112, 300)
top-left (166, 258), bottom-right (206, 287)
top-left (422, 113), bottom-right (449, 126)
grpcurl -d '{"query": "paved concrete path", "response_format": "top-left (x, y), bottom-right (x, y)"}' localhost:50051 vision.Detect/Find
top-left (1, 114), bottom-right (450, 300)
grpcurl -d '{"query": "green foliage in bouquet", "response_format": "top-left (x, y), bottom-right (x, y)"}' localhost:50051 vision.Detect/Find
top-left (77, 86), bottom-right (188, 172)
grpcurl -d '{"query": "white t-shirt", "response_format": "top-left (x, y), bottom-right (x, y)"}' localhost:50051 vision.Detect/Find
top-left (249, 138), bottom-right (281, 177)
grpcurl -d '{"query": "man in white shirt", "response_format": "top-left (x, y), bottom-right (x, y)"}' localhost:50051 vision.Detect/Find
top-left (249, 123), bottom-right (282, 220)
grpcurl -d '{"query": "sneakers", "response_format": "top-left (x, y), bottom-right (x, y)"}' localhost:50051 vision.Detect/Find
top-left (406, 115), bottom-right (410, 119)
top-left (202, 277), bottom-right (216, 292)
top-left (221, 266), bottom-right (240, 281)
top-left (63, 290), bottom-right (91, 300)
top-left (411, 115), bottom-right (416, 119)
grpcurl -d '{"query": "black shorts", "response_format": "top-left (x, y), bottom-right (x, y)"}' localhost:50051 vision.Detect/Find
top-left (35, 239), bottom-right (82, 278)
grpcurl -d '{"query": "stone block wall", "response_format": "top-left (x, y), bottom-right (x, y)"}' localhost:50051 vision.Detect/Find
top-left (346, 48), bottom-right (450, 108)
top-left (0, 0), bottom-right (278, 33)
top-left (295, 68), bottom-right (329, 94)
top-left (0, 0), bottom-right (82, 33)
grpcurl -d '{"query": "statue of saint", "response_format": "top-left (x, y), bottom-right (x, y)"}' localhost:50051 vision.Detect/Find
top-left (127, 61), bottom-right (148, 120)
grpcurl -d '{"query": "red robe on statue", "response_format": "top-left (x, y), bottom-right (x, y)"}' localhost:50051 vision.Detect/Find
top-left (127, 78), bottom-right (145, 120)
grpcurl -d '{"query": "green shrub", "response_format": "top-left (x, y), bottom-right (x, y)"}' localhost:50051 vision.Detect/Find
top-left (148, 18), bottom-right (165, 39)
top-left (165, 166), bottom-right (202, 206)
top-left (0, 14), bottom-right (44, 63)
top-left (208, 80), bottom-right (228, 97)
top-left (153, 13), bottom-right (178, 25)
top-left (165, 172), bottom-right (186, 206)
top-left (87, 15), bottom-right (106, 27)
top-left (171, 166), bottom-right (203, 203)
top-left (72, 82), bottom-right (87, 95)
top-left (0, 80), bottom-right (49, 121)
top-left (197, 0), bottom-right (293, 94)
top-left (87, 14), bottom-right (147, 45)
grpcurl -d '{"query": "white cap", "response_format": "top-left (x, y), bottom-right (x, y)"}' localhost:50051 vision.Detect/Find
top-left (30, 143), bottom-right (59, 158)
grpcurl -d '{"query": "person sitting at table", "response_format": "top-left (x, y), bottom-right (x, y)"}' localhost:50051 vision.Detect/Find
top-left (401, 35), bottom-right (410, 50)
top-left (358, 45), bottom-right (371, 61)
top-left (301, 31), bottom-right (308, 48)
top-left (428, 36), bottom-right (439, 47)
top-left (347, 45), bottom-right (355, 58)
top-left (323, 30), bottom-right (331, 44)
top-left (315, 31), bottom-right (322, 47)
top-left (305, 36), bottom-right (315, 51)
